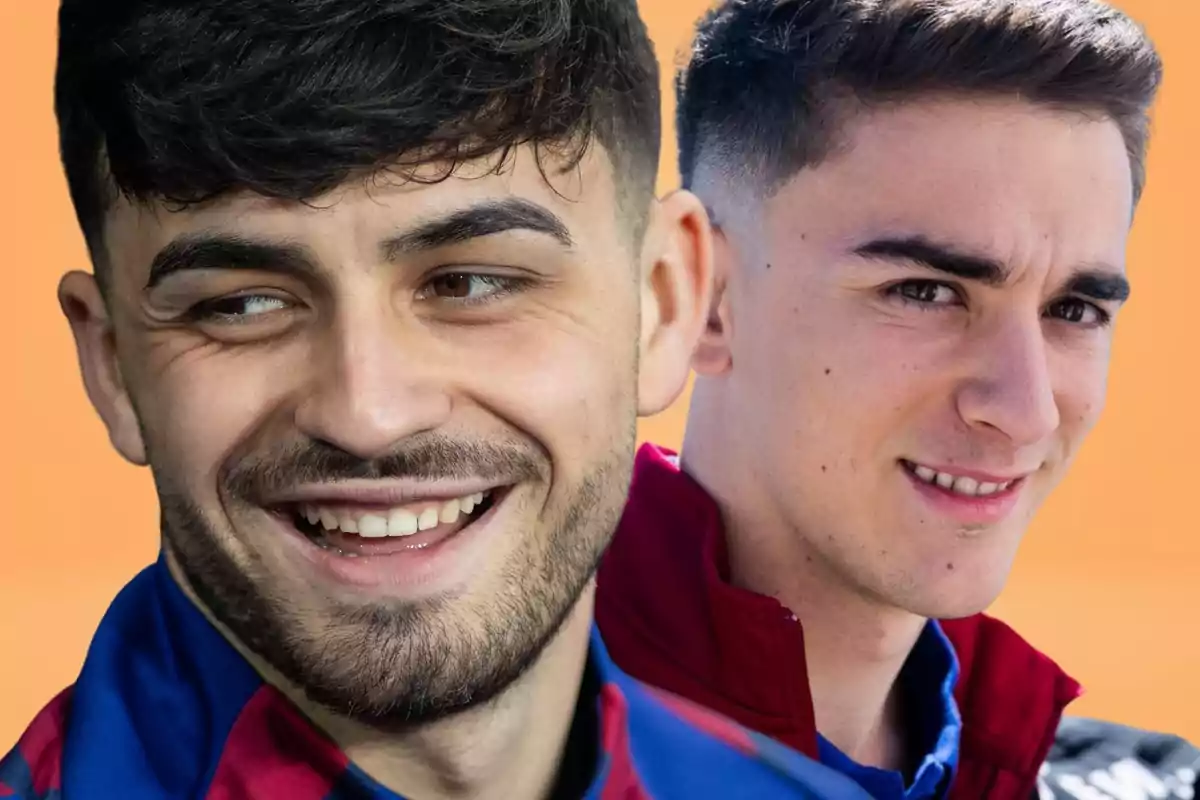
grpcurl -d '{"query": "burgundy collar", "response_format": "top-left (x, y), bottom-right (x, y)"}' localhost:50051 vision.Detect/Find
top-left (596, 444), bottom-right (1082, 799)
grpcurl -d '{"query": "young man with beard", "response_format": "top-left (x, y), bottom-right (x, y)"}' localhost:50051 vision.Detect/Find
top-left (595, 0), bottom-right (1191, 798)
top-left (0, 1), bottom-right (875, 799)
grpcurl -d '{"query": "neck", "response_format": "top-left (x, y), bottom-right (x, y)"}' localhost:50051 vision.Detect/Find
top-left (167, 554), bottom-right (596, 800)
top-left (784, 579), bottom-right (922, 770)
top-left (681, 403), bottom-right (924, 770)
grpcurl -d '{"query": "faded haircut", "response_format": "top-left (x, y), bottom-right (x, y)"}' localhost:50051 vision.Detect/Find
top-left (677, 0), bottom-right (1162, 202)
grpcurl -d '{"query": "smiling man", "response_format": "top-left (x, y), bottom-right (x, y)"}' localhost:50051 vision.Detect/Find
top-left (595, 1), bottom-right (1175, 799)
top-left (0, 1), bottom-right (876, 799)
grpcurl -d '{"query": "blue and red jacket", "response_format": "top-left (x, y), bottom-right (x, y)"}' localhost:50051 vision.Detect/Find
top-left (596, 445), bottom-right (1084, 800)
top-left (1, 554), bottom-right (875, 800)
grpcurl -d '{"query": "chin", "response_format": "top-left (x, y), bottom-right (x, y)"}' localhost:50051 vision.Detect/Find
top-left (897, 568), bottom-right (1011, 621)
top-left (914, 594), bottom-right (1000, 622)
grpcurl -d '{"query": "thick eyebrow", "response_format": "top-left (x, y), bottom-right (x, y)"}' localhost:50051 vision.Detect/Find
top-left (853, 236), bottom-right (1008, 286)
top-left (145, 198), bottom-right (574, 289)
top-left (854, 236), bottom-right (1131, 302)
top-left (1063, 270), bottom-right (1131, 303)
top-left (382, 198), bottom-right (573, 259)
top-left (146, 234), bottom-right (317, 289)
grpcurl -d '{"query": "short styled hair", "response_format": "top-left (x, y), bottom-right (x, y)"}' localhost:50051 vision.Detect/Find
top-left (55, 0), bottom-right (661, 283)
top-left (677, 0), bottom-right (1162, 201)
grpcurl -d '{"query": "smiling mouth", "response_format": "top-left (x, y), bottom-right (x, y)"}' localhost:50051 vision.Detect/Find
top-left (279, 488), bottom-right (505, 557)
top-left (901, 460), bottom-right (1024, 499)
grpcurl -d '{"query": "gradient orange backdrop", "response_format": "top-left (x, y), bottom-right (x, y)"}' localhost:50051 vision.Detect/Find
top-left (1, 0), bottom-right (1196, 747)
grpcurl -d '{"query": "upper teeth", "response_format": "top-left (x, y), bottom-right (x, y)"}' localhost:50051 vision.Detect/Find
top-left (301, 492), bottom-right (487, 539)
top-left (909, 464), bottom-right (1011, 497)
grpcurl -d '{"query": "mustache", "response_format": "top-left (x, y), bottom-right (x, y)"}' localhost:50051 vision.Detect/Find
top-left (224, 433), bottom-right (546, 502)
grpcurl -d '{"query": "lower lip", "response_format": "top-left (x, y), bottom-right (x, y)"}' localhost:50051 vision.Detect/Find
top-left (270, 490), bottom-right (510, 595)
top-left (903, 465), bottom-right (1024, 525)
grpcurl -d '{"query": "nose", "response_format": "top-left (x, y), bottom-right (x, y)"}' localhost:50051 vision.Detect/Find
top-left (955, 316), bottom-right (1060, 447)
top-left (293, 307), bottom-right (452, 461)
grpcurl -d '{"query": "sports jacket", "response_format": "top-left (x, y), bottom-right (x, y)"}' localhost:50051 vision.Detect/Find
top-left (1, 554), bottom-right (873, 800)
top-left (596, 444), bottom-right (1084, 799)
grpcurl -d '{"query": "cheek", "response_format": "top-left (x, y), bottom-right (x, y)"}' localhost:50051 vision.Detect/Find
top-left (1053, 354), bottom-right (1110, 439)
top-left (740, 295), bottom-right (932, 436)
top-left (135, 341), bottom-right (305, 497)
top-left (453, 310), bottom-right (639, 464)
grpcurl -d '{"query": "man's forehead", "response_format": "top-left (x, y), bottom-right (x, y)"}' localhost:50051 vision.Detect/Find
top-left (761, 101), bottom-right (1132, 259)
top-left (102, 145), bottom-right (622, 270)
top-left (834, 95), bottom-right (1126, 156)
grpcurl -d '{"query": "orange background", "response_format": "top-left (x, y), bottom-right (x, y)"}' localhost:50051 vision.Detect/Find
top-left (1, 0), bottom-right (1196, 747)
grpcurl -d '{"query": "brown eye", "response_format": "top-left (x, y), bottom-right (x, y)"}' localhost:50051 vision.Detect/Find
top-left (428, 273), bottom-right (475, 299)
top-left (888, 280), bottom-right (961, 307)
top-left (417, 273), bottom-right (525, 305)
top-left (1046, 298), bottom-right (1109, 326)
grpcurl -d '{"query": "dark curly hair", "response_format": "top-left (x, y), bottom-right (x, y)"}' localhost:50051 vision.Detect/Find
top-left (677, 0), bottom-right (1162, 202)
top-left (55, 0), bottom-right (661, 283)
